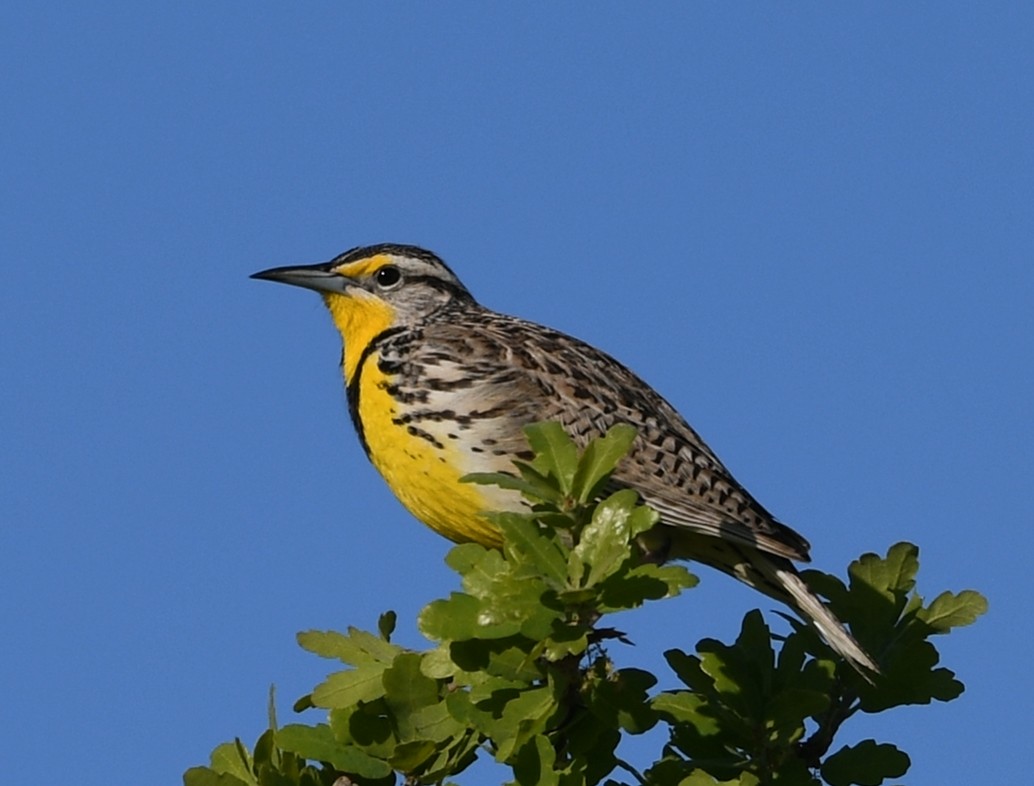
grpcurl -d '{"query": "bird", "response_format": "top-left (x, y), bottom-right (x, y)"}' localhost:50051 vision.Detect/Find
top-left (252, 243), bottom-right (877, 675)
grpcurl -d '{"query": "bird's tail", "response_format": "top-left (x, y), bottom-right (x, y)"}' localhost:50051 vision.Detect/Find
top-left (758, 558), bottom-right (879, 678)
top-left (668, 533), bottom-right (878, 677)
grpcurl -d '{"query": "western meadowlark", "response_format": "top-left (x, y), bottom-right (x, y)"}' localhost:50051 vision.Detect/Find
top-left (252, 243), bottom-right (877, 674)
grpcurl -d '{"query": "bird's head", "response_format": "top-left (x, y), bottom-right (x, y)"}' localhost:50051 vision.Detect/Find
top-left (252, 244), bottom-right (474, 380)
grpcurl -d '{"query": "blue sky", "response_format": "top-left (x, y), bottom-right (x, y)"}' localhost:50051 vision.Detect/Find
top-left (1, 4), bottom-right (1030, 784)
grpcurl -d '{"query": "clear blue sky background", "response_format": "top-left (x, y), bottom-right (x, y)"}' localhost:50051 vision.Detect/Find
top-left (2, 4), bottom-right (1030, 784)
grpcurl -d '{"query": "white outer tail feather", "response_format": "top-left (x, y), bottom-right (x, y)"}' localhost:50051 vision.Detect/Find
top-left (767, 563), bottom-right (879, 677)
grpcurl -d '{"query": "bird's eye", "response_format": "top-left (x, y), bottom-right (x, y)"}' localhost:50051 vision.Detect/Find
top-left (375, 265), bottom-right (402, 289)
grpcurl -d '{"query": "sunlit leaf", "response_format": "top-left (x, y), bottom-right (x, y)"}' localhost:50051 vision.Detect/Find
top-left (494, 512), bottom-right (569, 585)
top-left (572, 490), bottom-right (639, 587)
top-left (524, 422), bottom-right (579, 493)
top-left (571, 423), bottom-right (637, 502)
top-left (311, 663), bottom-right (388, 709)
top-left (297, 627), bottom-right (399, 666)
top-left (419, 592), bottom-right (482, 641)
top-left (182, 768), bottom-right (250, 786)
top-left (463, 469), bottom-right (559, 504)
top-left (207, 741), bottom-right (256, 785)
top-left (918, 589), bottom-right (988, 632)
top-left (277, 723), bottom-right (393, 778)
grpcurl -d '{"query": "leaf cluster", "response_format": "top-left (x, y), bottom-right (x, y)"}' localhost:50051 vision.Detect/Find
top-left (649, 542), bottom-right (987, 786)
top-left (186, 423), bottom-right (986, 786)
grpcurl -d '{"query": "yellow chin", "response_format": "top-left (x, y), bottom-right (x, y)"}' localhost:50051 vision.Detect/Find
top-left (321, 291), bottom-right (396, 383)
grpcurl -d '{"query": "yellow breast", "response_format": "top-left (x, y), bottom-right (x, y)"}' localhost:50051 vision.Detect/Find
top-left (356, 359), bottom-right (504, 547)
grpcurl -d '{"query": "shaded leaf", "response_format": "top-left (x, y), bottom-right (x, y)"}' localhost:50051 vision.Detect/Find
top-left (589, 667), bottom-right (658, 734)
top-left (599, 563), bottom-right (696, 611)
top-left (765, 688), bottom-right (829, 733)
top-left (378, 610), bottom-right (397, 642)
top-left (512, 734), bottom-right (560, 786)
top-left (821, 740), bottom-right (910, 786)
top-left (850, 543), bottom-right (919, 599)
top-left (251, 728), bottom-right (275, 772)
top-left (383, 652), bottom-right (441, 741)
top-left (330, 702), bottom-right (395, 754)
top-left (858, 638), bottom-right (963, 712)
top-left (389, 739), bottom-right (438, 772)
top-left (652, 693), bottom-right (720, 737)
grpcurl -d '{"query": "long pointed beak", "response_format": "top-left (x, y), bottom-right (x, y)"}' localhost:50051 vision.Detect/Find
top-left (250, 262), bottom-right (352, 295)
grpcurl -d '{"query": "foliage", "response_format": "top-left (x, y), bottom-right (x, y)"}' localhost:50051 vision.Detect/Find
top-left (185, 423), bottom-right (986, 786)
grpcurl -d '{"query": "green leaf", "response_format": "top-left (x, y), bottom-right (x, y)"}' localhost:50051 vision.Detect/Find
top-left (297, 628), bottom-right (399, 665)
top-left (765, 688), bottom-right (829, 734)
top-left (276, 723), bottom-right (394, 778)
top-left (420, 730), bottom-right (483, 784)
top-left (571, 490), bottom-right (639, 587)
top-left (675, 772), bottom-right (761, 786)
top-left (702, 610), bottom-right (775, 697)
top-left (378, 610), bottom-right (397, 641)
top-left (850, 542), bottom-right (919, 599)
top-left (447, 637), bottom-right (545, 682)
top-left (251, 728), bottom-right (276, 773)
top-left (419, 592), bottom-right (483, 641)
top-left (182, 768), bottom-right (250, 786)
top-left (599, 562), bottom-right (696, 611)
top-left (494, 513), bottom-right (569, 586)
top-left (389, 739), bottom-right (438, 772)
top-left (407, 700), bottom-right (467, 743)
top-left (652, 692), bottom-right (720, 736)
top-left (449, 544), bottom-right (510, 597)
top-left (858, 639), bottom-right (964, 712)
top-left (383, 652), bottom-right (441, 740)
top-left (512, 461), bottom-right (568, 504)
top-left (571, 423), bottom-right (637, 502)
top-left (492, 685), bottom-right (560, 762)
top-left (421, 645), bottom-right (457, 680)
top-left (917, 589), bottom-right (988, 632)
top-left (330, 702), bottom-right (395, 754)
top-left (821, 740), bottom-right (910, 786)
top-left (513, 734), bottom-right (560, 786)
top-left (626, 501), bottom-right (661, 538)
top-left (444, 542), bottom-right (495, 577)
top-left (524, 422), bottom-right (579, 493)
top-left (664, 648), bottom-right (713, 693)
top-left (208, 741), bottom-right (256, 785)
top-left (462, 470), bottom-right (560, 504)
top-left (480, 572), bottom-right (554, 639)
top-left (590, 667), bottom-right (659, 734)
top-left (310, 663), bottom-right (388, 709)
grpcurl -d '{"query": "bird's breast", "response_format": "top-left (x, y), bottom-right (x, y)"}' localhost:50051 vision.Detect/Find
top-left (354, 352), bottom-right (525, 546)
